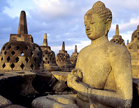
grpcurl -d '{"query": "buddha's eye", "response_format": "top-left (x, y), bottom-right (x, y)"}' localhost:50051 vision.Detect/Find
top-left (90, 20), bottom-right (95, 24)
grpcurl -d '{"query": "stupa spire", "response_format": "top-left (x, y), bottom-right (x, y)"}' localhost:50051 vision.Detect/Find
top-left (18, 10), bottom-right (28, 34)
top-left (75, 45), bottom-right (77, 53)
top-left (43, 33), bottom-right (48, 46)
top-left (115, 24), bottom-right (119, 35)
top-left (62, 41), bottom-right (65, 51)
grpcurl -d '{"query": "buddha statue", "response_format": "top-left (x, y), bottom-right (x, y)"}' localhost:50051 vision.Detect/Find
top-left (32, 1), bottom-right (132, 108)
top-left (110, 24), bottom-right (125, 46)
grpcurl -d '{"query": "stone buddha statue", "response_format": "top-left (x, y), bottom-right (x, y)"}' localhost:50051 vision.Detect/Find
top-left (32, 1), bottom-right (132, 108)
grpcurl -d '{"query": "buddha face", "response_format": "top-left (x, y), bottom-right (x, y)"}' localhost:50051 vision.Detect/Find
top-left (84, 13), bottom-right (107, 40)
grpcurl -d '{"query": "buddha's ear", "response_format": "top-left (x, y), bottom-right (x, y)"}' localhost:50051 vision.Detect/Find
top-left (106, 19), bottom-right (112, 30)
top-left (105, 19), bottom-right (112, 36)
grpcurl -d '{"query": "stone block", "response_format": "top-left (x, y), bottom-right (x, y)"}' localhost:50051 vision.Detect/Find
top-left (0, 95), bottom-right (12, 108)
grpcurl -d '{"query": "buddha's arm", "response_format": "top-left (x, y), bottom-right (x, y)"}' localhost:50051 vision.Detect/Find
top-left (88, 48), bottom-right (132, 107)
top-left (71, 48), bottom-right (132, 107)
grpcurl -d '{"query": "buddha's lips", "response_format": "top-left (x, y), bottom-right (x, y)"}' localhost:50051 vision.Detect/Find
top-left (86, 32), bottom-right (91, 35)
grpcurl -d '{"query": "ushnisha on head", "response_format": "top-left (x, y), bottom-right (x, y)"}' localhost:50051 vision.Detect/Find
top-left (84, 1), bottom-right (112, 40)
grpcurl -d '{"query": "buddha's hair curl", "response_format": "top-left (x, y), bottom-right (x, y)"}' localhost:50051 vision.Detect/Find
top-left (85, 1), bottom-right (112, 22)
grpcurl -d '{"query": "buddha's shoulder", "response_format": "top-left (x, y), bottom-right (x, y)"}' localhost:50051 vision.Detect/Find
top-left (77, 45), bottom-right (90, 57)
top-left (106, 42), bottom-right (130, 56)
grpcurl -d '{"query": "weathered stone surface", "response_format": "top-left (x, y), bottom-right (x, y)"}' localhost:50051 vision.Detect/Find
top-left (0, 41), bottom-right (42, 71)
top-left (0, 95), bottom-right (12, 108)
top-left (0, 71), bottom-right (37, 97)
top-left (51, 71), bottom-right (69, 82)
top-left (4, 104), bottom-right (26, 108)
top-left (0, 70), bottom-right (69, 107)
top-left (32, 1), bottom-right (132, 108)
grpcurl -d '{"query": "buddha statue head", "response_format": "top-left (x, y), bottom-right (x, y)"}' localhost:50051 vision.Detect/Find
top-left (84, 1), bottom-right (112, 40)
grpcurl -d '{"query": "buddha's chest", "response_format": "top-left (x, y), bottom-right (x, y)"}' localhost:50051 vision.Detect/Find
top-left (79, 49), bottom-right (111, 89)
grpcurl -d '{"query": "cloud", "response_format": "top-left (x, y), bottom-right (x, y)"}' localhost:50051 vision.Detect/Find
top-left (111, 17), bottom-right (139, 32)
top-left (1, 0), bottom-right (139, 55)
top-left (0, 0), bottom-right (10, 12)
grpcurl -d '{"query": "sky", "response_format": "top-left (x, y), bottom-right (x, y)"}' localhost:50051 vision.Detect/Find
top-left (1, 0), bottom-right (139, 55)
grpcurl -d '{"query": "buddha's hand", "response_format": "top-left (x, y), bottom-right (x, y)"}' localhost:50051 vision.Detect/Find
top-left (67, 69), bottom-right (83, 89)
top-left (71, 68), bottom-right (83, 81)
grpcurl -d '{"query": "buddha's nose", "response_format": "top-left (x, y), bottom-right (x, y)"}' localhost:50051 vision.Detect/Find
top-left (86, 25), bottom-right (90, 30)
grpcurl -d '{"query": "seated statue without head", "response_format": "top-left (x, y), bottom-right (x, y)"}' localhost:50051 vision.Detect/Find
top-left (32, 1), bottom-right (132, 108)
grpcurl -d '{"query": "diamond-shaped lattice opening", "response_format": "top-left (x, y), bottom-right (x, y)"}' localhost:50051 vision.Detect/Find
top-left (21, 51), bottom-right (24, 56)
top-left (10, 63), bottom-right (15, 70)
top-left (7, 56), bottom-right (10, 62)
top-left (37, 52), bottom-right (40, 56)
top-left (1, 57), bottom-right (3, 61)
top-left (15, 57), bottom-right (19, 63)
top-left (8, 46), bottom-right (11, 49)
top-left (16, 46), bottom-right (20, 50)
top-left (38, 64), bottom-right (40, 68)
top-left (20, 63), bottom-right (25, 70)
top-left (11, 51), bottom-right (15, 55)
top-left (25, 46), bottom-right (28, 50)
top-left (45, 52), bottom-right (47, 54)
top-left (48, 61), bottom-right (49, 64)
top-left (2, 63), bottom-right (6, 68)
top-left (31, 51), bottom-right (33, 56)
top-left (43, 55), bottom-right (45, 57)
top-left (3, 46), bottom-right (5, 50)
top-left (4, 51), bottom-right (7, 55)
top-left (33, 47), bottom-right (35, 50)
top-left (30, 64), bottom-right (34, 70)
top-left (45, 58), bottom-right (47, 60)
top-left (25, 57), bottom-right (29, 63)
top-left (34, 58), bottom-right (37, 62)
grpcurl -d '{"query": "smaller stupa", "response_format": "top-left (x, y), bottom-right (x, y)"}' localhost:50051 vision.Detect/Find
top-left (127, 25), bottom-right (139, 78)
top-left (70, 45), bottom-right (78, 67)
top-left (56, 42), bottom-right (72, 71)
top-left (131, 25), bottom-right (139, 42)
top-left (40, 33), bottom-right (60, 72)
top-left (110, 25), bottom-right (125, 46)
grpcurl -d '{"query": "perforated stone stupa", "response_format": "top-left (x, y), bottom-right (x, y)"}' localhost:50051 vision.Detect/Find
top-left (70, 45), bottom-right (78, 67)
top-left (0, 11), bottom-right (42, 71)
top-left (127, 25), bottom-right (139, 78)
top-left (110, 24), bottom-right (125, 46)
top-left (40, 33), bottom-right (60, 72)
top-left (56, 42), bottom-right (72, 71)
